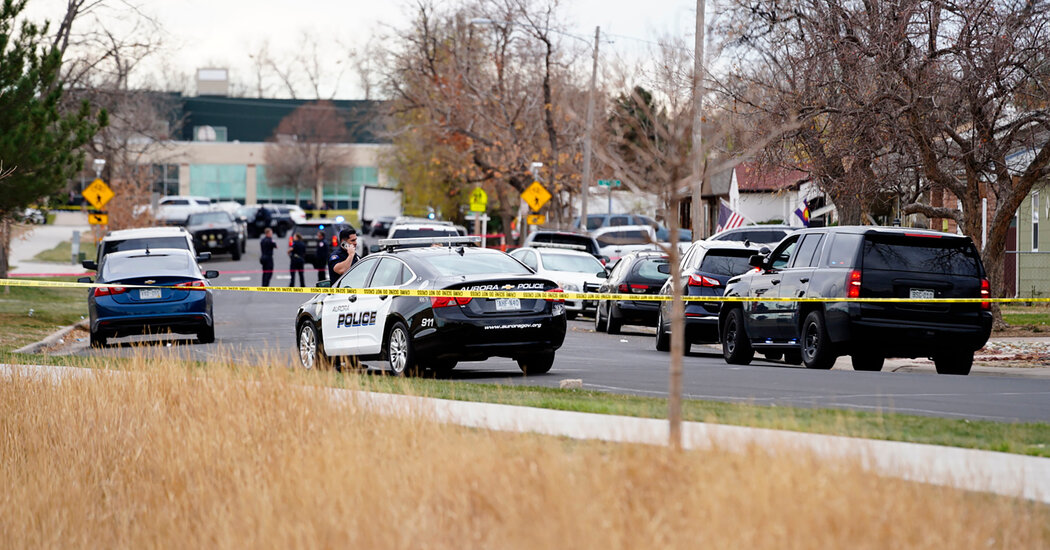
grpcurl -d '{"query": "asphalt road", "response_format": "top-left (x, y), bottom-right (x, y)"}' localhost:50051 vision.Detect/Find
top-left (77, 238), bottom-right (1050, 423)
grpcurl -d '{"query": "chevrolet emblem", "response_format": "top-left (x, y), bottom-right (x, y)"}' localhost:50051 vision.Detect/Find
top-left (502, 284), bottom-right (515, 290)
top-left (144, 280), bottom-right (156, 285)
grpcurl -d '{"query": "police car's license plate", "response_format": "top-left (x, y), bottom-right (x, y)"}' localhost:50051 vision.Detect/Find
top-left (909, 288), bottom-right (935, 300)
top-left (139, 288), bottom-right (162, 300)
top-left (495, 298), bottom-right (521, 311)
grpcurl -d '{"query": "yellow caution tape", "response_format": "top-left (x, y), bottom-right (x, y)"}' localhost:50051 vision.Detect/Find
top-left (2, 277), bottom-right (1047, 303)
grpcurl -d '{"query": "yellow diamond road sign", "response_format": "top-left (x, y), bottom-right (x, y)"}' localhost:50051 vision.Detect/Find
top-left (469, 187), bottom-right (488, 213)
top-left (526, 214), bottom-right (545, 226)
top-left (521, 181), bottom-right (551, 212)
top-left (82, 178), bottom-right (114, 209)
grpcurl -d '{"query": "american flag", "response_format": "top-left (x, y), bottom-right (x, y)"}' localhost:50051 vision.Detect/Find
top-left (716, 201), bottom-right (746, 233)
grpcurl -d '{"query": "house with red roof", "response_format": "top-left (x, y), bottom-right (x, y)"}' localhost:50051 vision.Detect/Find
top-left (727, 162), bottom-right (833, 227)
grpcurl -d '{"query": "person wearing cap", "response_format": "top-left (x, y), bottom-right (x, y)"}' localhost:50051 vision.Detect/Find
top-left (313, 230), bottom-right (330, 283)
top-left (327, 227), bottom-right (358, 284)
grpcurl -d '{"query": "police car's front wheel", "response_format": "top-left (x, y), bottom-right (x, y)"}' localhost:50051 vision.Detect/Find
top-left (386, 321), bottom-right (419, 376)
top-left (298, 321), bottom-right (328, 370)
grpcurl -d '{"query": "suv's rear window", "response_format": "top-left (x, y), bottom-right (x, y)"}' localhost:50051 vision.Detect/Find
top-left (597, 230), bottom-right (647, 246)
top-left (633, 257), bottom-right (670, 281)
top-left (102, 237), bottom-right (189, 257)
top-left (530, 234), bottom-right (596, 253)
top-left (103, 253), bottom-right (193, 277)
top-left (699, 250), bottom-right (754, 276)
top-left (712, 229), bottom-right (789, 244)
top-left (389, 228), bottom-right (459, 240)
top-left (862, 235), bottom-right (981, 276)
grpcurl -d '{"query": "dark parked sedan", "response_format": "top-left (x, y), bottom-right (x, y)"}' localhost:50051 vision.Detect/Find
top-left (593, 251), bottom-right (669, 334)
top-left (80, 248), bottom-right (219, 348)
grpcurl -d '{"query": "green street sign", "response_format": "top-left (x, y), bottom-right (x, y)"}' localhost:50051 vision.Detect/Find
top-left (597, 179), bottom-right (621, 187)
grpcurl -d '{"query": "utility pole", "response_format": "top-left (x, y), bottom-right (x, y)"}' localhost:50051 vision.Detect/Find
top-left (580, 26), bottom-right (600, 231)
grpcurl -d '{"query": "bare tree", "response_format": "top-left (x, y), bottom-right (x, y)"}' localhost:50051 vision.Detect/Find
top-left (718, 0), bottom-right (1050, 327)
top-left (264, 101), bottom-right (350, 206)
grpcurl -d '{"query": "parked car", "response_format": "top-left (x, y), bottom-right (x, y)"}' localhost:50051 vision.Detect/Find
top-left (708, 225), bottom-right (795, 246)
top-left (294, 237), bottom-right (566, 375)
top-left (155, 196), bottom-right (213, 226)
top-left (82, 226), bottom-right (209, 271)
top-left (186, 210), bottom-right (245, 260)
top-left (385, 221), bottom-right (460, 243)
top-left (79, 248), bottom-right (219, 347)
top-left (240, 204), bottom-right (297, 237)
top-left (522, 230), bottom-right (605, 262)
top-left (593, 250), bottom-right (670, 334)
top-left (719, 226), bottom-right (993, 375)
top-left (592, 225), bottom-right (687, 261)
top-left (509, 244), bottom-right (606, 319)
top-left (654, 241), bottom-right (762, 352)
top-left (572, 213), bottom-right (657, 232)
top-left (290, 219), bottom-right (353, 265)
top-left (360, 215), bottom-right (396, 257)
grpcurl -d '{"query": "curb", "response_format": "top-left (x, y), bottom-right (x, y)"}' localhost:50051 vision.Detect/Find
top-left (12, 319), bottom-right (89, 355)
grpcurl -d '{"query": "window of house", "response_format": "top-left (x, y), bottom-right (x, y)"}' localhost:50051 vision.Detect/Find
top-left (1033, 191), bottom-right (1040, 252)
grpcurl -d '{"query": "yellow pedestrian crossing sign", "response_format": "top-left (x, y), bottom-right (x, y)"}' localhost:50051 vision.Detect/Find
top-left (469, 187), bottom-right (488, 212)
top-left (82, 178), bottom-right (114, 210)
top-left (521, 181), bottom-right (551, 212)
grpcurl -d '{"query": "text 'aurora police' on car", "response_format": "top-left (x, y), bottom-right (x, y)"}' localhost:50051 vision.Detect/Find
top-left (294, 236), bottom-right (568, 376)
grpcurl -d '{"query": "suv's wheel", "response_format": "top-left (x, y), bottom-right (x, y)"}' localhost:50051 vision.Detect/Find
top-left (722, 308), bottom-right (754, 365)
top-left (606, 303), bottom-right (623, 334)
top-left (655, 310), bottom-right (670, 352)
top-left (89, 329), bottom-right (107, 348)
top-left (197, 325), bottom-right (215, 344)
top-left (784, 350), bottom-right (803, 365)
top-left (851, 354), bottom-right (884, 372)
top-left (386, 321), bottom-right (418, 376)
top-left (517, 352), bottom-right (555, 375)
top-left (230, 244), bottom-right (242, 261)
top-left (594, 303), bottom-right (608, 332)
top-left (801, 311), bottom-right (836, 370)
top-left (933, 351), bottom-right (973, 375)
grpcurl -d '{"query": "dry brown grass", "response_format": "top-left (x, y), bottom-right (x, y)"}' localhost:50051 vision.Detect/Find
top-left (1, 358), bottom-right (1047, 549)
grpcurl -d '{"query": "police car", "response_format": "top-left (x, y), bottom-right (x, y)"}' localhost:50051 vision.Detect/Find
top-left (294, 236), bottom-right (568, 376)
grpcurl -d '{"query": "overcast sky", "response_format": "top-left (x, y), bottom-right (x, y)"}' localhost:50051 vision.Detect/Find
top-left (22, 0), bottom-right (702, 98)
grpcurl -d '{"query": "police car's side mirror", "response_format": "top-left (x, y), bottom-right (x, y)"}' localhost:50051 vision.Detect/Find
top-left (81, 259), bottom-right (97, 270)
top-left (657, 264), bottom-right (671, 275)
top-left (204, 270), bottom-right (219, 279)
top-left (196, 252), bottom-right (211, 262)
top-left (748, 254), bottom-right (767, 269)
top-left (317, 280), bottom-right (331, 288)
top-left (595, 270), bottom-right (608, 279)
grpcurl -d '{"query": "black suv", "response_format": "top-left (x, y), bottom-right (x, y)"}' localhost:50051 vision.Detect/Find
top-left (719, 227), bottom-right (992, 375)
top-left (185, 211), bottom-right (244, 260)
top-left (290, 220), bottom-right (352, 265)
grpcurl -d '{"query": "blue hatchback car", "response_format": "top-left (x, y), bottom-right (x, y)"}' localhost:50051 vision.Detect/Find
top-left (81, 248), bottom-right (219, 347)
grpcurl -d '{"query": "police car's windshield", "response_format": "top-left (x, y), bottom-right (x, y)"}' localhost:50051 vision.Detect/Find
top-left (541, 253), bottom-right (604, 273)
top-left (187, 212), bottom-right (230, 225)
top-left (422, 252), bottom-right (531, 276)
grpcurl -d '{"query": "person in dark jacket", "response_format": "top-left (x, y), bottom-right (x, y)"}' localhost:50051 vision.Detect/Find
top-left (327, 227), bottom-right (358, 284)
top-left (254, 205), bottom-right (272, 237)
top-left (288, 233), bottom-right (307, 287)
top-left (260, 228), bottom-right (277, 287)
top-left (314, 230), bottom-right (330, 283)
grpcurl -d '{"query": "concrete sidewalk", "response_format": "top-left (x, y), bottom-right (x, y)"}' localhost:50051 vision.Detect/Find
top-left (9, 223), bottom-right (93, 276)
top-left (3, 362), bottom-right (1048, 504)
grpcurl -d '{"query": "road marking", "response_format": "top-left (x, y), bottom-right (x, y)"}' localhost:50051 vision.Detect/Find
top-left (231, 276), bottom-right (250, 282)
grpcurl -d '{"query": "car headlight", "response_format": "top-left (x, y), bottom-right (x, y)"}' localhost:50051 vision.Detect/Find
top-left (558, 282), bottom-right (580, 292)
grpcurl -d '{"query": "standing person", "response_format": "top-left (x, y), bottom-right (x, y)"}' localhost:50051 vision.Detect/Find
top-left (260, 228), bottom-right (276, 287)
top-left (327, 227), bottom-right (358, 284)
top-left (288, 233), bottom-right (306, 287)
top-left (314, 230), bottom-right (330, 283)
top-left (254, 204), bottom-right (272, 237)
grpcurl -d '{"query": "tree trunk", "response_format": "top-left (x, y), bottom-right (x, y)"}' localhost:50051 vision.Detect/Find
top-left (984, 208), bottom-right (1014, 330)
top-left (667, 222), bottom-right (684, 450)
top-left (828, 189), bottom-right (864, 225)
top-left (0, 217), bottom-right (10, 279)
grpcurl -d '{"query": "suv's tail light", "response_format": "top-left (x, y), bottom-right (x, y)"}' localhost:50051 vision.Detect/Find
top-left (288, 236), bottom-right (294, 247)
top-left (688, 274), bottom-right (721, 287)
top-left (980, 278), bottom-right (990, 310)
top-left (176, 280), bottom-right (208, 289)
top-left (431, 296), bottom-right (472, 308)
top-left (332, 235), bottom-right (339, 248)
top-left (93, 286), bottom-right (126, 297)
top-left (847, 270), bottom-right (862, 298)
top-left (545, 288), bottom-right (565, 302)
